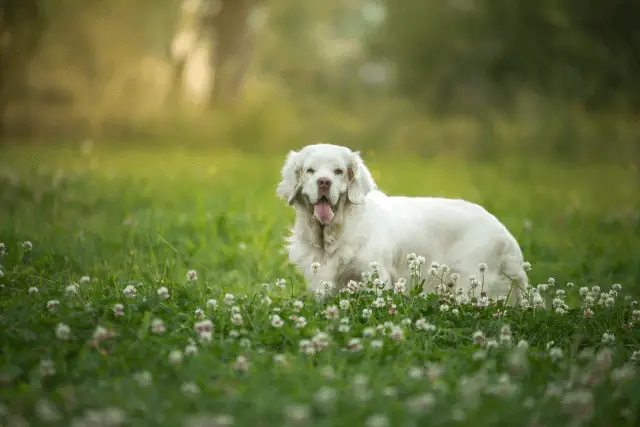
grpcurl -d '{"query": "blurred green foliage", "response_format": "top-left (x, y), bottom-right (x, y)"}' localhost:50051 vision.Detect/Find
top-left (374, 0), bottom-right (640, 112)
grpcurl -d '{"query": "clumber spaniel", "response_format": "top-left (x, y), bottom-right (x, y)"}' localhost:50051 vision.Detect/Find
top-left (277, 143), bottom-right (529, 302)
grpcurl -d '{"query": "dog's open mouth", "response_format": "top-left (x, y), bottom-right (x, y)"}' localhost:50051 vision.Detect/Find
top-left (313, 195), bottom-right (337, 225)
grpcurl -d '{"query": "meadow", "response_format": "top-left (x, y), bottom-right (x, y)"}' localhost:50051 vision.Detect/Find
top-left (0, 142), bottom-right (639, 427)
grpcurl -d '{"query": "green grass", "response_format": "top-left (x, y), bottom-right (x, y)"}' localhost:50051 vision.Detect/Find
top-left (0, 143), bottom-right (639, 426)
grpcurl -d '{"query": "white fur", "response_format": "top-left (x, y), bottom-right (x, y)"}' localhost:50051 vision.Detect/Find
top-left (277, 143), bottom-right (529, 302)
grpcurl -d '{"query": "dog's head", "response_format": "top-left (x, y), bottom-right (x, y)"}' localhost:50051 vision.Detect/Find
top-left (276, 144), bottom-right (377, 225)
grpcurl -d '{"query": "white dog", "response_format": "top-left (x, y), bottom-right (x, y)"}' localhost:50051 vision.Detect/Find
top-left (276, 143), bottom-right (529, 302)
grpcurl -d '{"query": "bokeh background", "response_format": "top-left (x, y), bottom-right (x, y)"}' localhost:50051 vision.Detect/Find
top-left (2, 0), bottom-right (640, 164)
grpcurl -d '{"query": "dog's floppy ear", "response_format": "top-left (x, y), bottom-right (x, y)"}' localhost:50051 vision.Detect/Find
top-left (347, 151), bottom-right (376, 204)
top-left (276, 150), bottom-right (302, 205)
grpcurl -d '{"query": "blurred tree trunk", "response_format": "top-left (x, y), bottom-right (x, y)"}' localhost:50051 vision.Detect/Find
top-left (206, 0), bottom-right (261, 109)
top-left (0, 0), bottom-right (44, 141)
top-left (170, 0), bottom-right (261, 110)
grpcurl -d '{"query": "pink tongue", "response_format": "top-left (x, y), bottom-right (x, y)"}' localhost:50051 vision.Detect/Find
top-left (314, 201), bottom-right (334, 225)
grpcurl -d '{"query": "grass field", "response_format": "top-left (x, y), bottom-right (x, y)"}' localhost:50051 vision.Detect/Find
top-left (1, 143), bottom-right (639, 426)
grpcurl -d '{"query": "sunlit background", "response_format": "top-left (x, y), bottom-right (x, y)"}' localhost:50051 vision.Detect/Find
top-left (1, 0), bottom-right (639, 163)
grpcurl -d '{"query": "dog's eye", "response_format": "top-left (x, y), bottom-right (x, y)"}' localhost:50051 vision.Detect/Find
top-left (334, 169), bottom-right (344, 175)
top-left (306, 168), bottom-right (315, 174)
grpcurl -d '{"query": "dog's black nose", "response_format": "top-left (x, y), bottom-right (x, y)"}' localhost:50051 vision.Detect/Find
top-left (317, 177), bottom-right (332, 188)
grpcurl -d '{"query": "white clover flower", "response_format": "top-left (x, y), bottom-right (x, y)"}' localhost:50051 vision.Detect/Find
top-left (390, 326), bottom-right (405, 342)
top-left (486, 339), bottom-right (499, 349)
top-left (363, 327), bottom-right (376, 337)
top-left (347, 338), bottom-right (363, 352)
top-left (199, 330), bottom-right (212, 344)
top-left (314, 386), bottom-right (337, 406)
top-left (295, 316), bottom-right (307, 329)
top-left (191, 308), bottom-right (204, 321)
top-left (123, 285), bottom-right (137, 299)
top-left (157, 286), bottom-right (170, 300)
top-left (299, 339), bottom-right (316, 355)
top-left (579, 286), bottom-right (589, 297)
top-left (28, 286), bottom-right (39, 294)
top-left (36, 398), bottom-right (62, 422)
top-left (369, 261), bottom-right (381, 274)
top-left (55, 323), bottom-right (71, 340)
top-left (133, 370), bottom-right (152, 387)
top-left (184, 344), bottom-right (198, 356)
top-left (259, 295), bottom-right (272, 306)
top-left (292, 300), bottom-right (304, 312)
top-left (78, 275), bottom-right (91, 285)
top-left (472, 330), bottom-right (485, 346)
top-left (223, 293), bottom-right (235, 305)
top-left (427, 267), bottom-right (438, 276)
top-left (430, 261), bottom-right (440, 269)
top-left (472, 349), bottom-right (487, 360)
top-left (206, 299), bottom-right (218, 309)
top-left (602, 331), bottom-right (616, 345)
top-left (315, 288), bottom-right (326, 299)
top-left (312, 332), bottom-right (331, 351)
top-left (324, 305), bottom-right (339, 320)
top-left (630, 350), bottom-right (640, 362)
top-left (169, 350), bottom-right (184, 365)
top-left (275, 278), bottom-right (286, 289)
top-left (394, 278), bottom-right (407, 294)
top-left (273, 354), bottom-right (288, 366)
top-left (270, 314), bottom-right (284, 328)
top-left (284, 404), bottom-right (310, 424)
top-left (151, 319), bottom-right (166, 334)
top-left (439, 304), bottom-right (450, 312)
top-left (478, 263), bottom-right (487, 273)
top-left (232, 355), bottom-right (250, 372)
top-left (194, 320), bottom-right (213, 336)
top-left (361, 308), bottom-right (372, 319)
top-left (406, 393), bottom-right (436, 414)
top-left (231, 313), bottom-right (243, 326)
top-left (547, 277), bottom-right (556, 286)
top-left (338, 324), bottom-right (351, 333)
top-left (469, 275), bottom-right (480, 289)
top-left (40, 359), bottom-right (56, 377)
top-left (415, 318), bottom-right (436, 332)
top-left (549, 347), bottom-right (563, 362)
top-left (612, 283), bottom-right (622, 292)
top-left (46, 299), bottom-right (60, 312)
top-left (372, 297), bottom-right (385, 308)
top-left (522, 261), bottom-right (531, 271)
top-left (186, 269), bottom-right (198, 282)
top-left (339, 299), bottom-right (350, 310)
top-left (370, 339), bottom-right (384, 349)
top-left (408, 366), bottom-right (424, 380)
top-left (65, 283), bottom-right (79, 296)
top-left (450, 272), bottom-right (460, 283)
top-left (310, 262), bottom-right (321, 275)
top-left (23, 241), bottom-right (33, 251)
top-left (181, 381), bottom-right (199, 396)
top-left (112, 303), bottom-right (124, 317)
